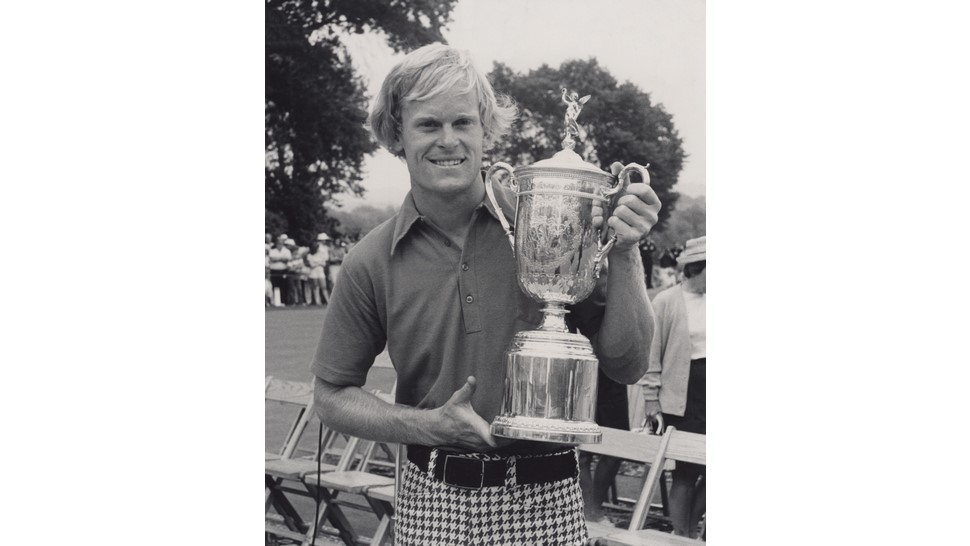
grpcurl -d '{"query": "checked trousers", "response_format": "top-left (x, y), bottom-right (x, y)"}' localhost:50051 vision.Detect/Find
top-left (395, 448), bottom-right (588, 545)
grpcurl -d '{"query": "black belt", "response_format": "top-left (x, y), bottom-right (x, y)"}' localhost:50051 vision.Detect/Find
top-left (406, 445), bottom-right (577, 490)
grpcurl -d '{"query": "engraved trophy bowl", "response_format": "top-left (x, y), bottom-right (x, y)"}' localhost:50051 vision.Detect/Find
top-left (485, 137), bottom-right (651, 444)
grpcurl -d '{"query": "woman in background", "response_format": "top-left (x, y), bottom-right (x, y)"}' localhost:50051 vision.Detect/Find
top-left (638, 236), bottom-right (706, 538)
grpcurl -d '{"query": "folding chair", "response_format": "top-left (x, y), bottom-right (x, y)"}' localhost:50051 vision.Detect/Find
top-left (265, 378), bottom-right (355, 544)
top-left (596, 427), bottom-right (706, 545)
top-left (300, 392), bottom-right (399, 545)
top-left (580, 426), bottom-right (672, 542)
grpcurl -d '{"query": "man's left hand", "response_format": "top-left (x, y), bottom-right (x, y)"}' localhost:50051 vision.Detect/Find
top-left (592, 162), bottom-right (661, 251)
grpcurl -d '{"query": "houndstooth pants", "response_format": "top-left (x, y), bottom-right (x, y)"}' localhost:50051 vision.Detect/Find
top-left (395, 448), bottom-right (588, 546)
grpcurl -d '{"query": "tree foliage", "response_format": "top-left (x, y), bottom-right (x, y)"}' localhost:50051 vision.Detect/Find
top-left (650, 195), bottom-right (706, 251)
top-left (488, 59), bottom-right (686, 230)
top-left (265, 0), bottom-right (458, 244)
top-left (327, 203), bottom-right (398, 241)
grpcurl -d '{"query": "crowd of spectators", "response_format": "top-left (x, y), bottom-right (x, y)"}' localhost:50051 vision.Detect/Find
top-left (265, 232), bottom-right (355, 307)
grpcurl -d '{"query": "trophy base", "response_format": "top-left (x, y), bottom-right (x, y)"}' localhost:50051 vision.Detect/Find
top-left (491, 415), bottom-right (602, 445)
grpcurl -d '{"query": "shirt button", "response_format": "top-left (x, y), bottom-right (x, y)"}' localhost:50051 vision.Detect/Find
top-left (461, 263), bottom-right (469, 271)
top-left (465, 295), bottom-right (474, 303)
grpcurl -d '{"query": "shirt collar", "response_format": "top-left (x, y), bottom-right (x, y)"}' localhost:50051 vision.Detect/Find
top-left (390, 192), bottom-right (423, 257)
top-left (389, 182), bottom-right (518, 257)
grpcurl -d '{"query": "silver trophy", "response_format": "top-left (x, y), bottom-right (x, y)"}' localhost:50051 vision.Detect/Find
top-left (485, 88), bottom-right (651, 444)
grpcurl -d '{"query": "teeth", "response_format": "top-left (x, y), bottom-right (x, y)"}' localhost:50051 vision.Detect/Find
top-left (432, 159), bottom-right (462, 167)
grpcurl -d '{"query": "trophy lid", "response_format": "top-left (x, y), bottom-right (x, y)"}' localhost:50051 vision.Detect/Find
top-left (530, 148), bottom-right (608, 175)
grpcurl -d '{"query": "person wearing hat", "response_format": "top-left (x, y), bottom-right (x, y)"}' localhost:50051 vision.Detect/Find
top-left (637, 235), bottom-right (706, 538)
top-left (267, 234), bottom-right (292, 306)
top-left (306, 233), bottom-right (332, 305)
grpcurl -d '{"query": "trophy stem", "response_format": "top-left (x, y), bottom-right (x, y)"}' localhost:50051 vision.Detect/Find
top-left (538, 303), bottom-right (569, 333)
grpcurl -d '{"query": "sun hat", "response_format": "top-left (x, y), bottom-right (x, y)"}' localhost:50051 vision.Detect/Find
top-left (677, 236), bottom-right (706, 265)
top-left (317, 232), bottom-right (332, 242)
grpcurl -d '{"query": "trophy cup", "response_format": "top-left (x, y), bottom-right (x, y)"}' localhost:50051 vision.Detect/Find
top-left (485, 88), bottom-right (651, 444)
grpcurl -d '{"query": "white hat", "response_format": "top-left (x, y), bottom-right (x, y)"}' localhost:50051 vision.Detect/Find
top-left (677, 236), bottom-right (706, 265)
top-left (317, 233), bottom-right (332, 242)
top-left (284, 238), bottom-right (297, 246)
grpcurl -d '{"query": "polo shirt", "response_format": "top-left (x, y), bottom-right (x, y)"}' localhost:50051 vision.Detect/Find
top-left (310, 182), bottom-right (606, 429)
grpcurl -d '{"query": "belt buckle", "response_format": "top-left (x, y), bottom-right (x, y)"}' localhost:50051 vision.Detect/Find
top-left (442, 454), bottom-right (485, 490)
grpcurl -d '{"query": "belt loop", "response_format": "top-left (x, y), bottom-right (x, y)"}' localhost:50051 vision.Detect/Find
top-left (428, 447), bottom-right (439, 475)
top-left (505, 454), bottom-right (517, 489)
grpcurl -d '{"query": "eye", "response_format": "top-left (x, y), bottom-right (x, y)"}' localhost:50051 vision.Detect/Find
top-left (418, 120), bottom-right (440, 129)
top-left (454, 118), bottom-right (476, 127)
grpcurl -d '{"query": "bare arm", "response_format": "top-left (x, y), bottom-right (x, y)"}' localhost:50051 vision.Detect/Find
top-left (590, 166), bottom-right (661, 384)
top-left (596, 246), bottom-right (656, 384)
top-left (313, 375), bottom-right (501, 451)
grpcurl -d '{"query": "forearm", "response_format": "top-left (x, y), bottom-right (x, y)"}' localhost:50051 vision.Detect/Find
top-left (313, 377), bottom-right (443, 446)
top-left (596, 248), bottom-right (655, 383)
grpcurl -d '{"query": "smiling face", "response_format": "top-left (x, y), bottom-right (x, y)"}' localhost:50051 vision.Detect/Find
top-left (396, 91), bottom-right (484, 200)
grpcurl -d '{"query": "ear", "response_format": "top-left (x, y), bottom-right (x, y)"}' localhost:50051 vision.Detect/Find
top-left (389, 134), bottom-right (405, 155)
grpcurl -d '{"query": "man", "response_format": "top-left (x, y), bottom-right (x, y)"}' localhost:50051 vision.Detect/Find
top-left (284, 238), bottom-right (303, 305)
top-left (311, 43), bottom-right (660, 545)
top-left (267, 234), bottom-right (291, 306)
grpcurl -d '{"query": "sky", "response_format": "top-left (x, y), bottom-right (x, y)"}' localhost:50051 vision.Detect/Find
top-left (337, 0), bottom-right (705, 208)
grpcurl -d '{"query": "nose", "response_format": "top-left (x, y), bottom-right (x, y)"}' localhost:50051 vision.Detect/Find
top-left (438, 125), bottom-right (459, 148)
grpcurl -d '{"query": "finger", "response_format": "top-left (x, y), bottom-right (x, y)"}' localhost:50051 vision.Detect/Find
top-left (619, 183), bottom-right (661, 209)
top-left (609, 202), bottom-right (658, 233)
top-left (607, 211), bottom-right (656, 242)
top-left (473, 421), bottom-right (498, 448)
top-left (609, 161), bottom-right (623, 176)
top-left (448, 376), bottom-right (477, 405)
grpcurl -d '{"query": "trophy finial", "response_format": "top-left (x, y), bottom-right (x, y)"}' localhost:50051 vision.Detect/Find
top-left (561, 87), bottom-right (591, 151)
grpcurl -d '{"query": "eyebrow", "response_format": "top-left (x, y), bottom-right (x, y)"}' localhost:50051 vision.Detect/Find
top-left (410, 112), bottom-right (479, 124)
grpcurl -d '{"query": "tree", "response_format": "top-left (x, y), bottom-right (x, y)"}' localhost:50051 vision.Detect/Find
top-left (650, 195), bottom-right (706, 251)
top-left (266, 0), bottom-right (458, 244)
top-left (327, 203), bottom-right (398, 241)
top-left (488, 59), bottom-right (686, 230)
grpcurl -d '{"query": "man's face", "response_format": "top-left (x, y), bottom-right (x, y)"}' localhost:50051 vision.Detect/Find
top-left (397, 91), bottom-right (484, 199)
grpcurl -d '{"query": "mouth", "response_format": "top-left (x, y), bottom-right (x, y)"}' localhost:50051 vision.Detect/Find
top-left (429, 158), bottom-right (465, 167)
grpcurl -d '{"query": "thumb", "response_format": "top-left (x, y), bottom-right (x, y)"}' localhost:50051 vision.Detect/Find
top-left (448, 376), bottom-right (477, 406)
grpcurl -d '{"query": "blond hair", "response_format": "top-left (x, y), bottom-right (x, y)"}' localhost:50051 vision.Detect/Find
top-left (368, 43), bottom-right (517, 157)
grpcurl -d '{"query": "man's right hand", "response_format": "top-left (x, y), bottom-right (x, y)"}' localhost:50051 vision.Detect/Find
top-left (432, 376), bottom-right (504, 451)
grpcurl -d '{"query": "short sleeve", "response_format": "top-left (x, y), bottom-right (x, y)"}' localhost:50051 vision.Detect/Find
top-left (310, 251), bottom-right (386, 387)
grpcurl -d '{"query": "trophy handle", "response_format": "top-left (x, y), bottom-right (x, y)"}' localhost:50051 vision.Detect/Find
top-left (485, 162), bottom-right (517, 252)
top-left (592, 163), bottom-right (650, 278)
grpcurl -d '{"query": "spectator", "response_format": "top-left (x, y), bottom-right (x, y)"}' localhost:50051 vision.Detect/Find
top-left (579, 259), bottom-right (630, 526)
top-left (284, 238), bottom-right (303, 305)
top-left (649, 247), bottom-right (680, 297)
top-left (326, 239), bottom-right (345, 294)
top-left (267, 234), bottom-right (291, 306)
top-left (638, 238), bottom-right (657, 288)
top-left (579, 374), bottom-right (630, 525)
top-left (638, 235), bottom-right (706, 538)
top-left (306, 234), bottom-right (331, 305)
top-left (265, 246), bottom-right (273, 306)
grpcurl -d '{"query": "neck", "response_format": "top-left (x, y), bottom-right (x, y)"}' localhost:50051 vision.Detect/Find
top-left (684, 276), bottom-right (705, 294)
top-left (411, 184), bottom-right (485, 242)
